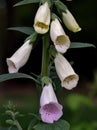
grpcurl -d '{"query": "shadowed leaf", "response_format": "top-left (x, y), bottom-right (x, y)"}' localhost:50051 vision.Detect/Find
top-left (14, 0), bottom-right (40, 7)
top-left (8, 27), bottom-right (34, 35)
top-left (34, 119), bottom-right (70, 130)
top-left (70, 42), bottom-right (95, 49)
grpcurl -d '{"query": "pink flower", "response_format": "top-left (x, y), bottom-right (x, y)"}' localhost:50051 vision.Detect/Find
top-left (40, 83), bottom-right (63, 124)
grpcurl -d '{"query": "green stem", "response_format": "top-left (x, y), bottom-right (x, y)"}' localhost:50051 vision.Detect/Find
top-left (41, 33), bottom-right (49, 77)
top-left (14, 120), bottom-right (23, 130)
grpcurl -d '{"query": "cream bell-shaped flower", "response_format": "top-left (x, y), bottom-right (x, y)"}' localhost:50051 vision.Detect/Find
top-left (34, 2), bottom-right (50, 34)
top-left (6, 40), bottom-right (32, 73)
top-left (40, 83), bottom-right (63, 124)
top-left (62, 9), bottom-right (81, 33)
top-left (50, 19), bottom-right (70, 53)
top-left (54, 53), bottom-right (79, 90)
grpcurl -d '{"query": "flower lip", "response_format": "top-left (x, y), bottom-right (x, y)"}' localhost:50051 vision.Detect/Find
top-left (62, 74), bottom-right (79, 90)
top-left (6, 59), bottom-right (18, 73)
top-left (35, 22), bottom-right (48, 29)
top-left (56, 35), bottom-right (68, 45)
top-left (40, 102), bottom-right (63, 124)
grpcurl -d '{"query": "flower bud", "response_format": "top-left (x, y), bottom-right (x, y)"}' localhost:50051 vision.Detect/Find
top-left (62, 9), bottom-right (81, 32)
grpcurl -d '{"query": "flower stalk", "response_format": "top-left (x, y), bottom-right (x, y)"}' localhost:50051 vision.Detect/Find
top-left (41, 33), bottom-right (50, 77)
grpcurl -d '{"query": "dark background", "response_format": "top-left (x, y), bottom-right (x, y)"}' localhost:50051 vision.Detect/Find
top-left (0, 0), bottom-right (97, 129)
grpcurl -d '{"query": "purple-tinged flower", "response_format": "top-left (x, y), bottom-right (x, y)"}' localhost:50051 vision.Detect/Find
top-left (50, 19), bottom-right (70, 53)
top-left (54, 53), bottom-right (79, 90)
top-left (40, 83), bottom-right (63, 124)
top-left (6, 40), bottom-right (32, 73)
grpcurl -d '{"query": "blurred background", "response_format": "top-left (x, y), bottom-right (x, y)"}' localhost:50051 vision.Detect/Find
top-left (0, 0), bottom-right (97, 130)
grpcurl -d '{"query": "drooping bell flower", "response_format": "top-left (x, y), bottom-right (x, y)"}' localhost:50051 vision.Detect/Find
top-left (50, 18), bottom-right (70, 53)
top-left (6, 40), bottom-right (32, 73)
top-left (54, 53), bottom-right (79, 90)
top-left (62, 9), bottom-right (81, 33)
top-left (34, 2), bottom-right (50, 34)
top-left (40, 83), bottom-right (63, 124)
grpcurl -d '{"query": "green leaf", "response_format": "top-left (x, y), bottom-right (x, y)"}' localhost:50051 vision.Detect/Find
top-left (8, 27), bottom-right (34, 35)
top-left (70, 42), bottom-right (95, 49)
top-left (28, 118), bottom-right (39, 130)
top-left (14, 0), bottom-right (40, 7)
top-left (0, 73), bottom-right (40, 84)
top-left (34, 119), bottom-right (70, 130)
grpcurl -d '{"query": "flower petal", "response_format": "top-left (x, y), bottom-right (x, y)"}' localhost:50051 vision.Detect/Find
top-left (40, 83), bottom-right (58, 107)
top-left (40, 103), bottom-right (63, 124)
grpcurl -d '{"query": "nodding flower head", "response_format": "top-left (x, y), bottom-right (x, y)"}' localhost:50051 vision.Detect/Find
top-left (40, 83), bottom-right (63, 124)
top-left (62, 9), bottom-right (81, 33)
top-left (34, 2), bottom-right (50, 34)
top-left (54, 53), bottom-right (79, 90)
top-left (50, 19), bottom-right (70, 53)
top-left (6, 40), bottom-right (32, 73)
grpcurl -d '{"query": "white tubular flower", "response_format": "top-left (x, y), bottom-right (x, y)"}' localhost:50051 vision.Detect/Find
top-left (54, 53), bottom-right (79, 90)
top-left (40, 83), bottom-right (63, 124)
top-left (6, 40), bottom-right (32, 73)
top-left (34, 2), bottom-right (50, 34)
top-left (62, 9), bottom-right (81, 33)
top-left (50, 19), bottom-right (70, 53)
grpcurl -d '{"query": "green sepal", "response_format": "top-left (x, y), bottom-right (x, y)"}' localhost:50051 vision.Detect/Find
top-left (51, 12), bottom-right (62, 22)
top-left (40, 0), bottom-right (52, 8)
top-left (54, 0), bottom-right (67, 15)
top-left (41, 76), bottom-right (52, 88)
top-left (25, 31), bottom-right (38, 46)
top-left (49, 45), bottom-right (57, 58)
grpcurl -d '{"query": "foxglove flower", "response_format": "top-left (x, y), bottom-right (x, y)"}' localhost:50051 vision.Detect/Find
top-left (6, 40), bottom-right (32, 73)
top-left (34, 2), bottom-right (50, 34)
top-left (40, 83), bottom-right (63, 124)
top-left (50, 19), bottom-right (70, 53)
top-left (54, 53), bottom-right (79, 90)
top-left (62, 9), bottom-right (81, 32)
